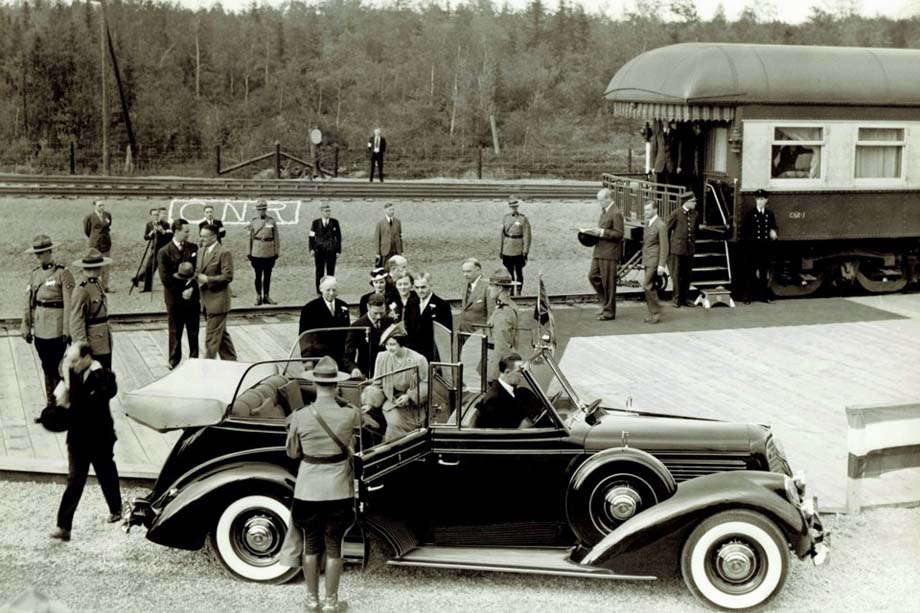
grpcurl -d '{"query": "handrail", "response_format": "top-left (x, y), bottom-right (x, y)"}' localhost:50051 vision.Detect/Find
top-left (601, 173), bottom-right (686, 223)
top-left (706, 181), bottom-right (730, 227)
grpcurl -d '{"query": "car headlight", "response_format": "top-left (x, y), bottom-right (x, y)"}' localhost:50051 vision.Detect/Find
top-left (784, 475), bottom-right (801, 505)
top-left (793, 470), bottom-right (807, 496)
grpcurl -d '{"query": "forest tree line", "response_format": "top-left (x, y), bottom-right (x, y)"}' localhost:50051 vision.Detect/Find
top-left (1, 0), bottom-right (919, 175)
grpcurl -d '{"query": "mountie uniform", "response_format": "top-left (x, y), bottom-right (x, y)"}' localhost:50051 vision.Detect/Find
top-left (486, 297), bottom-right (519, 383)
top-left (70, 278), bottom-right (113, 370)
top-left (22, 262), bottom-right (75, 407)
top-left (248, 210), bottom-right (280, 304)
top-left (500, 210), bottom-right (532, 295)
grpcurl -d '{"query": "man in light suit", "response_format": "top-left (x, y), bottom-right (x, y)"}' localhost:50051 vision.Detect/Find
top-left (641, 201), bottom-right (669, 324)
top-left (374, 203), bottom-right (403, 267)
top-left (196, 224), bottom-right (237, 360)
top-left (584, 189), bottom-right (624, 321)
top-left (458, 258), bottom-right (489, 338)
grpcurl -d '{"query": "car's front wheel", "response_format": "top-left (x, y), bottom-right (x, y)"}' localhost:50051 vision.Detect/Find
top-left (210, 494), bottom-right (300, 583)
top-left (681, 509), bottom-right (790, 611)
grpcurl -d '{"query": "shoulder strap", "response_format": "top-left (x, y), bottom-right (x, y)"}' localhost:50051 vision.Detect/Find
top-left (308, 405), bottom-right (352, 457)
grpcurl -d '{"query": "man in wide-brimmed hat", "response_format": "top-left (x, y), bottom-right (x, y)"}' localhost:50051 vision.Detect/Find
top-left (82, 200), bottom-right (113, 292)
top-left (69, 248), bottom-right (114, 369)
top-left (485, 267), bottom-right (520, 383)
top-left (284, 355), bottom-right (360, 612)
top-left (499, 195), bottom-right (532, 296)
top-left (248, 199), bottom-right (280, 306)
top-left (21, 234), bottom-right (76, 409)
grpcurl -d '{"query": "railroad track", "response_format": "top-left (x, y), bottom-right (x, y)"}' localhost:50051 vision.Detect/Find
top-left (0, 174), bottom-right (605, 199)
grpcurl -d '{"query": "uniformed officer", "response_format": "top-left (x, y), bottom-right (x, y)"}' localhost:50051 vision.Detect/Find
top-left (69, 249), bottom-right (114, 370)
top-left (741, 189), bottom-right (779, 304)
top-left (248, 199), bottom-right (281, 305)
top-left (485, 268), bottom-right (520, 383)
top-left (21, 235), bottom-right (75, 408)
top-left (499, 196), bottom-right (532, 296)
top-left (667, 191), bottom-right (700, 308)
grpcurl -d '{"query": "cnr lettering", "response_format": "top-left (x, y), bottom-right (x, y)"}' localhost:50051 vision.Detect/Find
top-left (168, 199), bottom-right (303, 225)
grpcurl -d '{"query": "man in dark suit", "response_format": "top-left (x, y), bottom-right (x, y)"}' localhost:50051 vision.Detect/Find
top-left (477, 353), bottom-right (541, 429)
top-left (134, 207), bottom-right (173, 292)
top-left (344, 294), bottom-right (392, 378)
top-left (667, 191), bottom-right (700, 308)
top-left (298, 275), bottom-right (351, 368)
top-left (171, 262), bottom-right (200, 360)
top-left (50, 342), bottom-right (122, 541)
top-left (641, 201), bottom-right (670, 324)
top-left (367, 127), bottom-right (387, 182)
top-left (584, 189), bottom-right (624, 320)
top-left (404, 272), bottom-right (453, 362)
top-left (198, 205), bottom-right (226, 243)
top-left (458, 258), bottom-right (490, 337)
top-left (309, 203), bottom-right (342, 294)
top-left (196, 224), bottom-right (237, 360)
top-left (83, 200), bottom-right (113, 292)
top-left (374, 203), bottom-right (403, 267)
top-left (741, 189), bottom-right (779, 304)
top-left (157, 218), bottom-right (199, 368)
top-left (650, 119), bottom-right (682, 186)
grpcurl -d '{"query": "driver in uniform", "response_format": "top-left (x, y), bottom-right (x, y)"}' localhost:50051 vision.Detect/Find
top-left (478, 353), bottom-right (541, 428)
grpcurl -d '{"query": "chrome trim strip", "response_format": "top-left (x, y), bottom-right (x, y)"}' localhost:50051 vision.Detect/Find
top-left (386, 559), bottom-right (656, 581)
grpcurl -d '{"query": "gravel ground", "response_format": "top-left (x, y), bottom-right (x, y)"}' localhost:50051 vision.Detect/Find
top-left (1, 481), bottom-right (917, 612)
top-left (1, 194), bottom-right (603, 320)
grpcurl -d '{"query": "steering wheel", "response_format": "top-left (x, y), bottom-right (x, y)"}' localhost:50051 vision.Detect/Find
top-left (525, 407), bottom-right (551, 429)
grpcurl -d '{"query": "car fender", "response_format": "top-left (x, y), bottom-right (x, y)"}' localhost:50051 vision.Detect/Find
top-left (569, 447), bottom-right (677, 493)
top-left (147, 462), bottom-right (296, 551)
top-left (572, 471), bottom-right (805, 569)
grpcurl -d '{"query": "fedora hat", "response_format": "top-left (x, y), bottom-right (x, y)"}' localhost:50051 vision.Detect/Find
top-left (173, 261), bottom-right (195, 281)
top-left (304, 355), bottom-right (351, 383)
top-left (489, 267), bottom-right (519, 288)
top-left (577, 230), bottom-right (599, 248)
top-left (72, 248), bottom-right (113, 269)
top-left (24, 234), bottom-right (55, 254)
top-left (379, 321), bottom-right (409, 347)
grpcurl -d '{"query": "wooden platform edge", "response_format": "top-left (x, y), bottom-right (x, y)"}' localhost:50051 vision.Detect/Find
top-left (0, 456), bottom-right (157, 482)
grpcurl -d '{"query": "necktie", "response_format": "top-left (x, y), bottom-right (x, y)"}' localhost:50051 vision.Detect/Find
top-left (465, 283), bottom-right (472, 302)
top-left (388, 218), bottom-right (392, 226)
top-left (328, 301), bottom-right (335, 316)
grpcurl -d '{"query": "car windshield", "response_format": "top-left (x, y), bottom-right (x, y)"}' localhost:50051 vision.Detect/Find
top-left (521, 350), bottom-right (581, 422)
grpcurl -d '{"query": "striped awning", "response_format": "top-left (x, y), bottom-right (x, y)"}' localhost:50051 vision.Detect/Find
top-left (612, 102), bottom-right (735, 122)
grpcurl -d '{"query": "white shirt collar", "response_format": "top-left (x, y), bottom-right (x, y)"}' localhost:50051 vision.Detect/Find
top-left (207, 242), bottom-right (218, 254)
top-left (603, 203), bottom-right (614, 214)
top-left (648, 214), bottom-right (659, 227)
top-left (470, 275), bottom-right (481, 289)
top-left (172, 238), bottom-right (183, 249)
top-left (419, 294), bottom-right (432, 312)
top-left (498, 378), bottom-right (515, 397)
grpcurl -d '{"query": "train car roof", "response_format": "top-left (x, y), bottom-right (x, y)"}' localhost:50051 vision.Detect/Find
top-left (605, 43), bottom-right (920, 119)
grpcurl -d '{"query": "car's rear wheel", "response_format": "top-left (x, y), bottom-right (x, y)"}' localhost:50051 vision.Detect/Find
top-left (681, 509), bottom-right (789, 611)
top-left (210, 494), bottom-right (300, 584)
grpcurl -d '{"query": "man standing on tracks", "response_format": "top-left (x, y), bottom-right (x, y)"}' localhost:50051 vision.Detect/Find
top-left (157, 219), bottom-right (199, 369)
top-left (70, 249), bottom-right (114, 370)
top-left (83, 200), bottom-right (113, 293)
top-left (374, 203), bottom-right (402, 268)
top-left (585, 188), bottom-right (624, 321)
top-left (641, 201), bottom-right (669, 324)
top-left (309, 203), bottom-right (342, 294)
top-left (22, 234), bottom-right (75, 410)
top-left (197, 224), bottom-right (237, 360)
top-left (741, 189), bottom-right (779, 304)
top-left (368, 127), bottom-right (387, 182)
top-left (499, 196), bottom-right (531, 297)
top-left (667, 191), bottom-right (700, 308)
top-left (485, 268), bottom-right (520, 384)
top-left (248, 199), bottom-right (280, 305)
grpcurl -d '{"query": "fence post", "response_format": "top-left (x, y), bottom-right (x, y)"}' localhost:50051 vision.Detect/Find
top-left (627, 147), bottom-right (633, 173)
top-left (275, 141), bottom-right (281, 179)
top-left (334, 145), bottom-right (339, 178)
top-left (215, 145), bottom-right (221, 175)
top-left (477, 146), bottom-right (483, 180)
top-left (69, 142), bottom-right (75, 175)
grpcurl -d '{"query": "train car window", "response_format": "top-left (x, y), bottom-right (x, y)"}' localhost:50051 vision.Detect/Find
top-left (771, 127), bottom-right (823, 179)
top-left (855, 128), bottom-right (904, 179)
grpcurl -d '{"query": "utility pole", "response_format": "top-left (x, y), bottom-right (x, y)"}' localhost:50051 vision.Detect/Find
top-left (98, 3), bottom-right (109, 174)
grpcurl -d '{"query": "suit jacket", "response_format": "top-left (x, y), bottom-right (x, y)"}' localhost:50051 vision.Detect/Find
top-left (667, 207), bottom-right (700, 256)
top-left (298, 297), bottom-right (351, 367)
top-left (83, 211), bottom-right (113, 252)
top-left (368, 135), bottom-right (387, 156)
top-left (309, 218), bottom-right (342, 255)
top-left (404, 293), bottom-right (453, 362)
top-left (197, 243), bottom-right (234, 315)
top-left (157, 241), bottom-right (199, 306)
top-left (198, 219), bottom-right (226, 242)
top-left (343, 314), bottom-right (393, 377)
top-left (642, 217), bottom-right (670, 270)
top-left (144, 220), bottom-right (173, 251)
top-left (174, 278), bottom-right (201, 313)
top-left (477, 382), bottom-right (540, 429)
top-left (591, 204), bottom-right (625, 261)
top-left (458, 277), bottom-right (490, 333)
top-left (359, 288), bottom-right (397, 316)
top-left (374, 217), bottom-right (403, 257)
top-left (651, 122), bottom-right (682, 174)
top-left (66, 365), bottom-right (117, 448)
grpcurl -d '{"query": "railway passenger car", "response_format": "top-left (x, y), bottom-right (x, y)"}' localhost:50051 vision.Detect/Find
top-left (603, 43), bottom-right (920, 297)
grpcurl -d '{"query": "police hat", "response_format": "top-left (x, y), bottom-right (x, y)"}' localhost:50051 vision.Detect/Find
top-left (255, 200), bottom-right (268, 210)
top-left (577, 231), bottom-right (599, 247)
top-left (507, 196), bottom-right (520, 207)
top-left (24, 234), bottom-right (55, 254)
top-left (72, 248), bottom-right (113, 269)
top-left (488, 268), bottom-right (519, 288)
top-left (173, 261), bottom-right (195, 281)
top-left (754, 189), bottom-right (769, 198)
top-left (304, 355), bottom-right (351, 383)
top-left (679, 191), bottom-right (696, 204)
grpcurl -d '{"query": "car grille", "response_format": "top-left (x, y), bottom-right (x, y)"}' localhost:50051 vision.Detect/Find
top-left (661, 457), bottom-right (748, 482)
top-left (766, 436), bottom-right (792, 475)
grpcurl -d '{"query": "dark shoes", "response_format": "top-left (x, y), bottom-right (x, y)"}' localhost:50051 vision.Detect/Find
top-left (596, 313), bottom-right (615, 321)
top-left (107, 513), bottom-right (122, 524)
top-left (643, 316), bottom-right (661, 324)
top-left (50, 528), bottom-right (71, 542)
top-left (263, 295), bottom-right (277, 305)
top-left (255, 296), bottom-right (263, 306)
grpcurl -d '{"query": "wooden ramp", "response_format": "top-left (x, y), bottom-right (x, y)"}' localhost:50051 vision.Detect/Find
top-left (0, 322), bottom-right (300, 480)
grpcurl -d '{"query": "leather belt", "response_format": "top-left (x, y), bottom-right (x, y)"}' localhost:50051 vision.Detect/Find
top-left (253, 237), bottom-right (274, 241)
top-left (301, 453), bottom-right (348, 465)
top-left (503, 232), bottom-right (523, 238)
top-left (87, 316), bottom-right (109, 325)
top-left (36, 300), bottom-right (64, 309)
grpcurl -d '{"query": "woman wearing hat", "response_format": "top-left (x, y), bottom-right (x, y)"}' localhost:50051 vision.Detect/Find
top-left (373, 322), bottom-right (429, 443)
top-left (286, 355), bottom-right (361, 612)
top-left (358, 267), bottom-right (395, 316)
top-left (69, 248), bottom-right (114, 370)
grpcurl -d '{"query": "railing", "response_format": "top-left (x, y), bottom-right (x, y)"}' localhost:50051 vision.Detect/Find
top-left (601, 173), bottom-right (686, 223)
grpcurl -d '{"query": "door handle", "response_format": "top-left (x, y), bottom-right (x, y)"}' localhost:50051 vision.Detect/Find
top-left (438, 456), bottom-right (461, 467)
top-left (367, 483), bottom-right (385, 492)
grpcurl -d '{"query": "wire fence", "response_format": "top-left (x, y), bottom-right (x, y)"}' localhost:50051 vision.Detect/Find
top-left (0, 142), bottom-right (642, 181)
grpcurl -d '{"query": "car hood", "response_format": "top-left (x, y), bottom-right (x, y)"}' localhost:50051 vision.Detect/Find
top-left (124, 359), bottom-right (278, 432)
top-left (579, 408), bottom-right (754, 453)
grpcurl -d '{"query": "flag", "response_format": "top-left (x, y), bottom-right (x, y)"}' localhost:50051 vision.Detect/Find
top-left (533, 273), bottom-right (555, 348)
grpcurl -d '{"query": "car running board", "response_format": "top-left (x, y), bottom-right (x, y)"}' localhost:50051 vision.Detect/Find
top-left (387, 546), bottom-right (657, 580)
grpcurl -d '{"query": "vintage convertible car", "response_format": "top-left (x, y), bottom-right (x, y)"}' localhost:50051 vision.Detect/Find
top-left (123, 328), bottom-right (828, 611)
